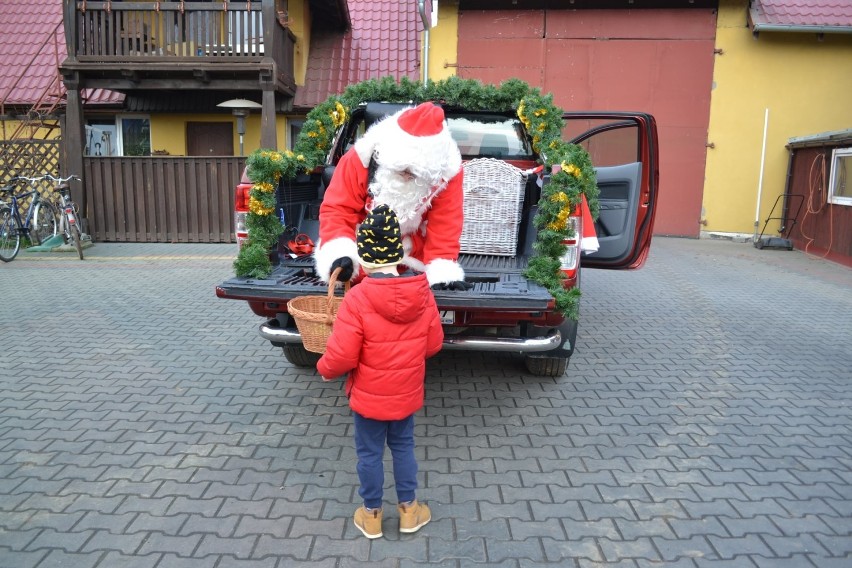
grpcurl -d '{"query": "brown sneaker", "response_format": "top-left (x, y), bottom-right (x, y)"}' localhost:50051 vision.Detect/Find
top-left (353, 506), bottom-right (383, 539)
top-left (398, 500), bottom-right (431, 534)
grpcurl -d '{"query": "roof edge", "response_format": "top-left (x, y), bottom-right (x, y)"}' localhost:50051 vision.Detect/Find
top-left (751, 23), bottom-right (852, 35)
top-left (749, 6), bottom-right (852, 35)
top-left (337, 0), bottom-right (351, 31)
top-left (787, 129), bottom-right (852, 149)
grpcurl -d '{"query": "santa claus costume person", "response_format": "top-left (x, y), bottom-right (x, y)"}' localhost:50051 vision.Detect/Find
top-left (313, 102), bottom-right (471, 290)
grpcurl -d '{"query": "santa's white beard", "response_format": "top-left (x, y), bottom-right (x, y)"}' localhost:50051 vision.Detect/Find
top-left (369, 167), bottom-right (433, 235)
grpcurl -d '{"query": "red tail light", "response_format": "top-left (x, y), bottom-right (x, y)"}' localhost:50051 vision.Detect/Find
top-left (235, 184), bottom-right (251, 212)
top-left (235, 183), bottom-right (252, 247)
top-left (559, 214), bottom-right (581, 281)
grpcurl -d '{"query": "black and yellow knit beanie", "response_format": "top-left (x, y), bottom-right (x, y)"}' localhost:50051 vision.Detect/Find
top-left (357, 204), bottom-right (404, 268)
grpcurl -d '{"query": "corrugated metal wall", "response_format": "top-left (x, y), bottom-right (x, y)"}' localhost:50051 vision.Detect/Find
top-left (785, 146), bottom-right (852, 266)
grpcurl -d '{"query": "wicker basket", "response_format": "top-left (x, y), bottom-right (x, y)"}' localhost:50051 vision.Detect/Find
top-left (460, 158), bottom-right (527, 256)
top-left (287, 267), bottom-right (350, 354)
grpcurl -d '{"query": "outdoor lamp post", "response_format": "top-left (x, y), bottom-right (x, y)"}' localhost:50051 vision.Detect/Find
top-left (217, 98), bottom-right (263, 156)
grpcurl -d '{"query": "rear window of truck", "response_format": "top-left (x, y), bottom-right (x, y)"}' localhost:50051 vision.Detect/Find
top-left (334, 109), bottom-right (535, 163)
top-left (446, 114), bottom-right (535, 160)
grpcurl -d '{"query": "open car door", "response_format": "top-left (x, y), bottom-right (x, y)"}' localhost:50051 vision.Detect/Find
top-left (563, 113), bottom-right (659, 270)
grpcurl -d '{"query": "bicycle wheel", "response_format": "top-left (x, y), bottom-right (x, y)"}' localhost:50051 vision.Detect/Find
top-left (65, 211), bottom-right (84, 260)
top-left (0, 206), bottom-right (21, 262)
top-left (32, 200), bottom-right (59, 245)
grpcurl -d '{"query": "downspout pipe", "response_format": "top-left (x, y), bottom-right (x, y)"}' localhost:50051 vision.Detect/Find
top-left (753, 108), bottom-right (769, 243)
top-left (418, 0), bottom-right (429, 85)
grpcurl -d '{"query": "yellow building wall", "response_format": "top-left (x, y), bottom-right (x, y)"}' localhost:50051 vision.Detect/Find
top-left (704, 0), bottom-right (852, 235)
top-left (150, 114), bottom-right (288, 156)
top-left (288, 0), bottom-right (310, 86)
top-left (425, 2), bottom-right (459, 82)
top-left (0, 120), bottom-right (60, 142)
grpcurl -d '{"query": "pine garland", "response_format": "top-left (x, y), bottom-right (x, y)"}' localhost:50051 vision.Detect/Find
top-left (234, 76), bottom-right (598, 321)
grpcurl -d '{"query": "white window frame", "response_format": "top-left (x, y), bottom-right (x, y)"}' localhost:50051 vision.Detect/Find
top-left (116, 115), bottom-right (152, 157)
top-left (827, 147), bottom-right (852, 206)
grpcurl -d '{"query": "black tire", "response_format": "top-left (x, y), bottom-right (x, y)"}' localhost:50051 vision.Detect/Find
top-left (282, 344), bottom-right (321, 367)
top-left (523, 316), bottom-right (577, 378)
top-left (62, 209), bottom-right (83, 260)
top-left (0, 206), bottom-right (21, 262)
top-left (65, 212), bottom-right (84, 260)
top-left (524, 355), bottom-right (569, 377)
top-left (32, 201), bottom-right (59, 245)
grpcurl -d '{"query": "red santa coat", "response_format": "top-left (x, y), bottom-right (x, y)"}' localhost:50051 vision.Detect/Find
top-left (317, 272), bottom-right (444, 420)
top-left (314, 148), bottom-right (465, 284)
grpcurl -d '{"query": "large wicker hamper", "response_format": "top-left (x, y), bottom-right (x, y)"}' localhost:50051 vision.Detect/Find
top-left (459, 158), bottom-right (527, 256)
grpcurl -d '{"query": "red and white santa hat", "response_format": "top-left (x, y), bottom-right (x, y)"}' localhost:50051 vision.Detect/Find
top-left (354, 102), bottom-right (462, 183)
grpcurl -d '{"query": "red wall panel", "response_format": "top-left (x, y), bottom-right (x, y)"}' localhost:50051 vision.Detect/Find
top-left (546, 9), bottom-right (717, 40)
top-left (459, 10), bottom-right (545, 39)
top-left (457, 8), bottom-right (717, 237)
top-left (459, 38), bottom-right (547, 70)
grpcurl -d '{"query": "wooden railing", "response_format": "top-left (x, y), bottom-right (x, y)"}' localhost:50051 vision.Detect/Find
top-left (68, 2), bottom-right (291, 68)
top-left (83, 156), bottom-right (244, 243)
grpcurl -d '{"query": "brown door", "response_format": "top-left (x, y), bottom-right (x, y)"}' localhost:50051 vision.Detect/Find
top-left (186, 122), bottom-right (234, 156)
top-left (458, 8), bottom-right (717, 237)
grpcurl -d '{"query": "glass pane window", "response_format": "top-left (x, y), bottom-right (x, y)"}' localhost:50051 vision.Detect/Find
top-left (828, 148), bottom-right (851, 206)
top-left (563, 118), bottom-right (640, 167)
top-left (288, 119), bottom-right (304, 151)
top-left (446, 114), bottom-right (535, 159)
top-left (85, 120), bottom-right (117, 156)
top-left (120, 117), bottom-right (151, 157)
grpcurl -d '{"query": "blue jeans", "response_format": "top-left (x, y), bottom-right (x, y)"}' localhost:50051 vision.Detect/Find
top-left (353, 412), bottom-right (417, 509)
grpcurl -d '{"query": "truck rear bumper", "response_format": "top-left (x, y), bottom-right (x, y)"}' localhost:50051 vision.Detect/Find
top-left (442, 330), bottom-right (562, 352)
top-left (258, 319), bottom-right (562, 353)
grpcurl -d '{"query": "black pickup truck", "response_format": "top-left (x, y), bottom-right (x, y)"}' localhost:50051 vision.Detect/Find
top-left (216, 102), bottom-right (658, 376)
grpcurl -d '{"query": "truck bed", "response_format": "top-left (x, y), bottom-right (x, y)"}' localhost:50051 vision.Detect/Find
top-left (217, 253), bottom-right (554, 311)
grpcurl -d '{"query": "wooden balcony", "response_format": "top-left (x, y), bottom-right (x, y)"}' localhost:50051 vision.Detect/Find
top-left (61, 1), bottom-right (295, 94)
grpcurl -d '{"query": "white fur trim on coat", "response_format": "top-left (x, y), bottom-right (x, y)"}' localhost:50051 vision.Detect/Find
top-left (313, 237), bottom-right (360, 282)
top-left (581, 236), bottom-right (600, 253)
top-left (424, 258), bottom-right (465, 287)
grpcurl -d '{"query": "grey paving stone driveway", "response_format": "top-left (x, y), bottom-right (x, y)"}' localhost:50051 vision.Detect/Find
top-left (0, 237), bottom-right (850, 568)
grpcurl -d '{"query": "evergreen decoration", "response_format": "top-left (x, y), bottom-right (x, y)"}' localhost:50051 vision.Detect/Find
top-left (234, 76), bottom-right (598, 321)
top-left (233, 242), bottom-right (274, 279)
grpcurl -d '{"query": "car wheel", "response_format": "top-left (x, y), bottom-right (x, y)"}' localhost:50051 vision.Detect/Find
top-left (524, 355), bottom-right (569, 377)
top-left (282, 344), bottom-right (321, 367)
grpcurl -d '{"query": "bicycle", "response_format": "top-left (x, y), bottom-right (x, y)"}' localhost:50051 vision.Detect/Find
top-left (0, 176), bottom-right (60, 262)
top-left (44, 174), bottom-right (85, 260)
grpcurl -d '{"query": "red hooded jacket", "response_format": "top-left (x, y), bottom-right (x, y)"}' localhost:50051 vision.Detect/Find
top-left (316, 272), bottom-right (444, 420)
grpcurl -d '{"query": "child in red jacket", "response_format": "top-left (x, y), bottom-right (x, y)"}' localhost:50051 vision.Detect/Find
top-left (317, 204), bottom-right (444, 539)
